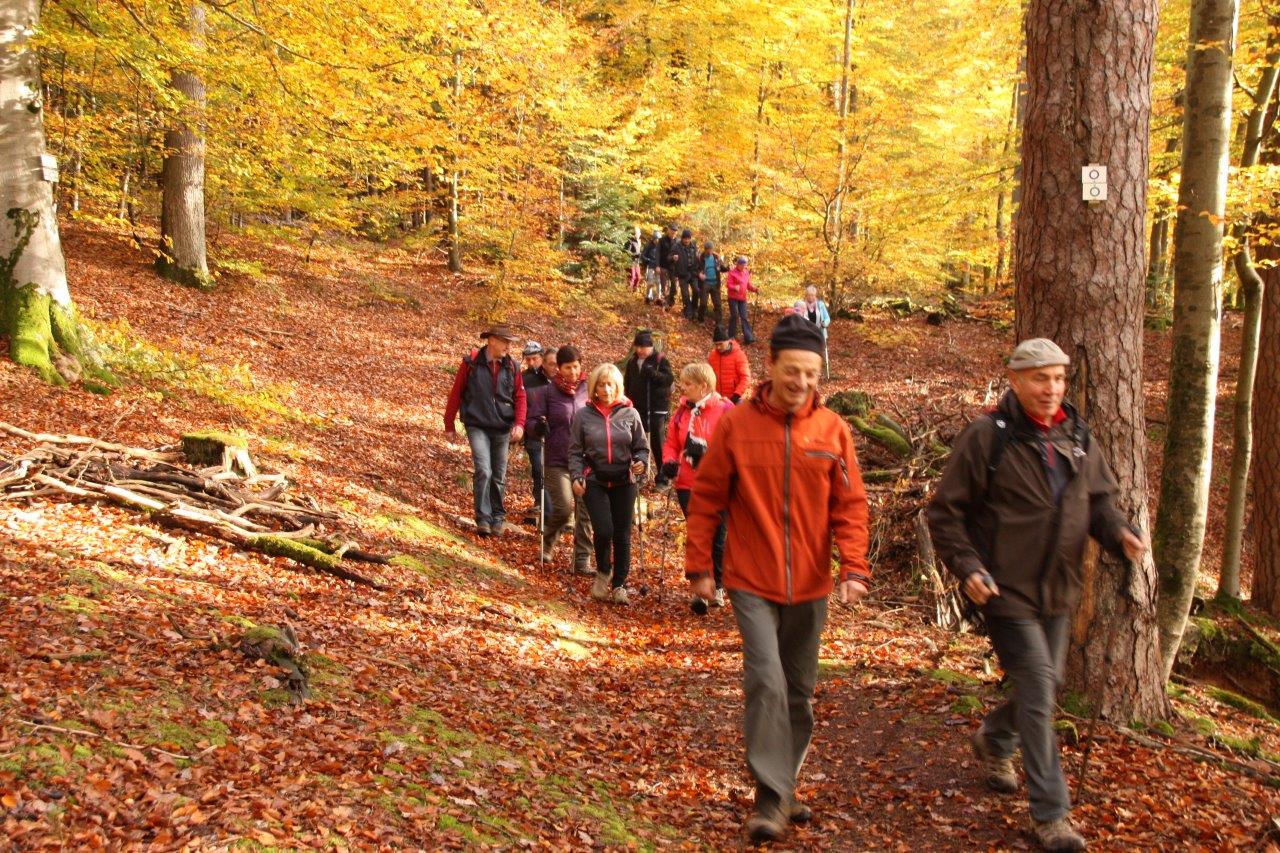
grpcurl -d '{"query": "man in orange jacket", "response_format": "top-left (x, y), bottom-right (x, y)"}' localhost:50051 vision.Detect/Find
top-left (707, 326), bottom-right (751, 404)
top-left (686, 314), bottom-right (871, 843)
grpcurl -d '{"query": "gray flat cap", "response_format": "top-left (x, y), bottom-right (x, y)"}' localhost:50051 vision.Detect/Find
top-left (1008, 338), bottom-right (1070, 371)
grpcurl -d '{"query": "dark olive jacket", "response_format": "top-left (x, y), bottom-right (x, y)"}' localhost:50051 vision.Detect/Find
top-left (925, 392), bottom-right (1132, 619)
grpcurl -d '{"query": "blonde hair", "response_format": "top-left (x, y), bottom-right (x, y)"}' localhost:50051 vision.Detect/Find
top-left (679, 362), bottom-right (716, 391)
top-left (587, 363), bottom-right (625, 403)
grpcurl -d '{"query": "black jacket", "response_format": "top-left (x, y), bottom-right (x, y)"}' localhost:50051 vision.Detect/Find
top-left (623, 351), bottom-right (674, 421)
top-left (673, 240), bottom-right (700, 280)
top-left (926, 392), bottom-right (1132, 618)
top-left (641, 239), bottom-right (659, 268)
top-left (658, 235), bottom-right (677, 271)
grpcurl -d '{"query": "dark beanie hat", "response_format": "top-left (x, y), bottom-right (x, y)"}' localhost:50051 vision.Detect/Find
top-left (681, 228), bottom-right (693, 239)
top-left (633, 329), bottom-right (654, 348)
top-left (712, 326), bottom-right (730, 343)
top-left (770, 314), bottom-right (825, 356)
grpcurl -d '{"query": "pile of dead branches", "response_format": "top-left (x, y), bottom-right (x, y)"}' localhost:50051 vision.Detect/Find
top-left (0, 421), bottom-right (386, 587)
top-left (825, 390), bottom-right (982, 631)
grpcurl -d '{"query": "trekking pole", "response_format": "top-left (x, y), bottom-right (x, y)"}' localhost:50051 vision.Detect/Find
top-left (654, 486), bottom-right (672, 603)
top-left (537, 440), bottom-right (546, 567)
top-left (634, 490), bottom-right (647, 594)
top-left (823, 339), bottom-right (830, 380)
top-left (1076, 604), bottom-right (1122, 802)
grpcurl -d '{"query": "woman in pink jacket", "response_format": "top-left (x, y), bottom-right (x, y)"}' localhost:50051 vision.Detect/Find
top-left (724, 255), bottom-right (758, 345)
top-left (661, 362), bottom-right (735, 612)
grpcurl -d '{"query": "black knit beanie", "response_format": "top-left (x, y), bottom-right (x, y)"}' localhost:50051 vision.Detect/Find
top-left (769, 314), bottom-right (825, 356)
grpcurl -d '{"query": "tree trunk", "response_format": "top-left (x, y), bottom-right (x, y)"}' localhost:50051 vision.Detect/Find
top-left (447, 51), bottom-right (464, 274)
top-left (826, 0), bottom-right (856, 308)
top-left (995, 72), bottom-right (1019, 287)
top-left (1153, 0), bottom-right (1237, 679)
top-left (1254, 240), bottom-right (1280, 613)
top-left (1015, 0), bottom-right (1169, 720)
top-left (1220, 25), bottom-right (1280, 601)
top-left (156, 3), bottom-right (210, 289)
top-left (1145, 207), bottom-right (1170, 304)
top-left (0, 0), bottom-right (98, 385)
top-left (750, 57), bottom-right (768, 212)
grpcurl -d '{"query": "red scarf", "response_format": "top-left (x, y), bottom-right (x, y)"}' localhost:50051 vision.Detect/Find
top-left (554, 374), bottom-right (580, 397)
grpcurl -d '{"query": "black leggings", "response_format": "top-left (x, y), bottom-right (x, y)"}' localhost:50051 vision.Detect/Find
top-left (584, 481), bottom-right (637, 587)
top-left (677, 488), bottom-right (725, 589)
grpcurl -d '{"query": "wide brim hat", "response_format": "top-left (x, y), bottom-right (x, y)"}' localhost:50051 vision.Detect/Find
top-left (479, 324), bottom-right (519, 342)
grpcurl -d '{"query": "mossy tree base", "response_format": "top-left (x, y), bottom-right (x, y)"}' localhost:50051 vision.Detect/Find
top-left (155, 256), bottom-right (214, 291)
top-left (0, 283), bottom-right (117, 388)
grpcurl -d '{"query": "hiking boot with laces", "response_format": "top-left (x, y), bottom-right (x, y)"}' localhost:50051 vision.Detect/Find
top-left (475, 521), bottom-right (492, 537)
top-left (788, 800), bottom-right (812, 824)
top-left (540, 544), bottom-right (554, 563)
top-left (574, 563), bottom-right (595, 576)
top-left (1032, 817), bottom-right (1087, 852)
top-left (591, 572), bottom-right (611, 600)
top-left (610, 586), bottom-right (630, 605)
top-left (490, 520), bottom-right (505, 537)
top-left (970, 729), bottom-right (1018, 793)
top-left (745, 807), bottom-right (787, 843)
top-left (712, 587), bottom-right (726, 607)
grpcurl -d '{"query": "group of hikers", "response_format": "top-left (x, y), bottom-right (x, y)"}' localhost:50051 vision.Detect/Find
top-left (442, 311), bottom-right (1148, 852)
top-left (623, 226), bottom-right (834, 361)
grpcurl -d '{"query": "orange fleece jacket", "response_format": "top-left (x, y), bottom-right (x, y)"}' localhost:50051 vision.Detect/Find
top-left (685, 383), bottom-right (871, 604)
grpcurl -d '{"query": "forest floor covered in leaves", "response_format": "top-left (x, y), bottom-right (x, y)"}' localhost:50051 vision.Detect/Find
top-left (1, 222), bottom-right (1277, 849)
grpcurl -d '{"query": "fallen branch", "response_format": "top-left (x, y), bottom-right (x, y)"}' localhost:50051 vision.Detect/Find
top-left (16, 718), bottom-right (218, 763)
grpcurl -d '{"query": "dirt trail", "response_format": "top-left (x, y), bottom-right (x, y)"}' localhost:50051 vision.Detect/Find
top-left (0, 223), bottom-right (1271, 849)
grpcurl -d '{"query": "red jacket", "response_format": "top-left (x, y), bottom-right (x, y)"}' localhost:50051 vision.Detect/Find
top-left (707, 342), bottom-right (751, 400)
top-left (662, 393), bottom-right (734, 490)
top-left (685, 383), bottom-right (871, 604)
top-left (725, 267), bottom-right (756, 301)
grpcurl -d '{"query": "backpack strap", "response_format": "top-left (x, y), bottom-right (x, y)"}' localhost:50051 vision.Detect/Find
top-left (978, 411), bottom-right (1016, 506)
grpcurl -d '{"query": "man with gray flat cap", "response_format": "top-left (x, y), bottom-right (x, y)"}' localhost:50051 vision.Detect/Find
top-left (926, 338), bottom-right (1149, 853)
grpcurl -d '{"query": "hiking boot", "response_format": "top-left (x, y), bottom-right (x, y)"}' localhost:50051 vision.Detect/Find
top-left (475, 521), bottom-right (492, 536)
top-left (540, 543), bottom-right (554, 563)
top-left (971, 729), bottom-right (1018, 793)
top-left (591, 572), bottom-right (611, 600)
top-left (745, 807), bottom-right (787, 844)
top-left (490, 520), bottom-right (505, 537)
top-left (1032, 817), bottom-right (1087, 852)
top-left (690, 596), bottom-right (709, 616)
top-left (788, 801), bottom-right (812, 824)
top-left (609, 586), bottom-right (630, 605)
top-left (574, 563), bottom-right (595, 576)
top-left (712, 587), bottom-right (726, 607)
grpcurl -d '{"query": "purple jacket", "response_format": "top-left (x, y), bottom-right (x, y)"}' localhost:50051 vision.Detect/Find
top-left (527, 378), bottom-right (588, 468)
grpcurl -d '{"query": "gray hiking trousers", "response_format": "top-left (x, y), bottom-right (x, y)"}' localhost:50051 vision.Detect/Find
top-left (984, 614), bottom-right (1071, 823)
top-left (730, 589), bottom-right (828, 813)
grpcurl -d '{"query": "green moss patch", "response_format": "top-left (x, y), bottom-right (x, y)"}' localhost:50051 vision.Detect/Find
top-left (925, 668), bottom-right (981, 687)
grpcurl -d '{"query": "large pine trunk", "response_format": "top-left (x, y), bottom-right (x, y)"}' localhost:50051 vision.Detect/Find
top-left (156, 4), bottom-right (211, 289)
top-left (0, 0), bottom-right (91, 384)
top-left (1254, 244), bottom-right (1280, 613)
top-left (1153, 0), bottom-right (1237, 678)
top-left (1015, 0), bottom-right (1169, 720)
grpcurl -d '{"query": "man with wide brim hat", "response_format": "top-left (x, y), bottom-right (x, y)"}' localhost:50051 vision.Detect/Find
top-left (926, 338), bottom-right (1149, 853)
top-left (443, 323), bottom-right (528, 537)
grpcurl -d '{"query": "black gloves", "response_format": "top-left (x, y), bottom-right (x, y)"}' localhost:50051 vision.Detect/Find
top-left (729, 394), bottom-right (742, 405)
top-left (660, 461), bottom-right (680, 481)
top-left (530, 420), bottom-right (548, 439)
top-left (683, 435), bottom-right (708, 469)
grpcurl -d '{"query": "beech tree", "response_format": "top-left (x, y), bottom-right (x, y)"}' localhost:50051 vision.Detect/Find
top-left (0, 0), bottom-right (100, 384)
top-left (156, 3), bottom-right (211, 289)
top-left (1153, 0), bottom-right (1237, 677)
top-left (1014, 0), bottom-right (1168, 719)
top-left (1220, 18), bottom-right (1280, 601)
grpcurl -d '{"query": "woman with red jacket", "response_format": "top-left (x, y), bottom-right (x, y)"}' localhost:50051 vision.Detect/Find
top-left (661, 362), bottom-right (734, 611)
top-left (724, 256), bottom-right (758, 344)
